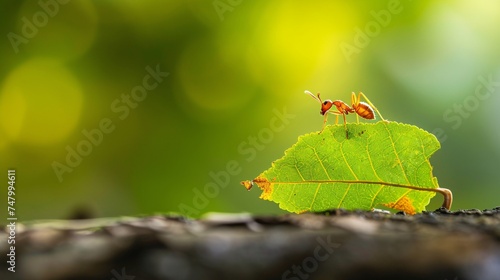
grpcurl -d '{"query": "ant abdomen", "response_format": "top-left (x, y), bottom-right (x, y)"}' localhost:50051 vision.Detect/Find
top-left (353, 101), bottom-right (375, 120)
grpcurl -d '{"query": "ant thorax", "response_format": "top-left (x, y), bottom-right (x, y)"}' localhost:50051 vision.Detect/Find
top-left (333, 100), bottom-right (353, 115)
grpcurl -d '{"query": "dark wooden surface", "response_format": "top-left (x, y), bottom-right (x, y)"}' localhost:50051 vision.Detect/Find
top-left (1, 207), bottom-right (500, 280)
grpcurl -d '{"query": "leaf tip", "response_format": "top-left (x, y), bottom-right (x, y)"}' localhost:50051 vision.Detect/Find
top-left (241, 177), bottom-right (273, 200)
top-left (383, 196), bottom-right (416, 215)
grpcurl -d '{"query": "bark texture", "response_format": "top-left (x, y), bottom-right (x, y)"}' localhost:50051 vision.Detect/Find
top-left (1, 207), bottom-right (500, 280)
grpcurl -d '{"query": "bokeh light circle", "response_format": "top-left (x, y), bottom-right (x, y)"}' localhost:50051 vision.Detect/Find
top-left (177, 37), bottom-right (255, 120)
top-left (15, 1), bottom-right (98, 60)
top-left (0, 58), bottom-right (84, 145)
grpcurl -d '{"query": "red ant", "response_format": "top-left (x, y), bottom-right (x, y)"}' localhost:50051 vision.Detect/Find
top-left (305, 90), bottom-right (386, 138)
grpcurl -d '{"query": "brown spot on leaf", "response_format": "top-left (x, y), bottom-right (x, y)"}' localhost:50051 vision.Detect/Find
top-left (383, 196), bottom-right (416, 215)
top-left (253, 177), bottom-right (273, 200)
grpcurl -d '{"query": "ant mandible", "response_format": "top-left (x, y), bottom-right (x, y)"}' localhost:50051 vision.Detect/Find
top-left (304, 90), bottom-right (387, 138)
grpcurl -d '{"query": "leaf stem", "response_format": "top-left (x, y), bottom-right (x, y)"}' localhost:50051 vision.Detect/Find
top-left (250, 179), bottom-right (453, 210)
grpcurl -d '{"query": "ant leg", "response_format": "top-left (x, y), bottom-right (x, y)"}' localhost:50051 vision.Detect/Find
top-left (328, 111), bottom-right (348, 139)
top-left (351, 92), bottom-right (361, 123)
top-left (357, 92), bottom-right (387, 121)
top-left (342, 113), bottom-right (348, 139)
top-left (320, 113), bottom-right (328, 133)
top-left (335, 114), bottom-right (348, 138)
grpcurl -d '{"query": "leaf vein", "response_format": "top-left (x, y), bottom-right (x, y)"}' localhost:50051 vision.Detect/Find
top-left (337, 183), bottom-right (352, 208)
top-left (366, 137), bottom-right (385, 209)
top-left (309, 183), bottom-right (321, 210)
top-left (383, 122), bottom-right (411, 184)
top-left (340, 142), bottom-right (358, 180)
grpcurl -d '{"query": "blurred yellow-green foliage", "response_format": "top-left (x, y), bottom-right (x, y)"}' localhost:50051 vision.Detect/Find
top-left (1, 0), bottom-right (500, 220)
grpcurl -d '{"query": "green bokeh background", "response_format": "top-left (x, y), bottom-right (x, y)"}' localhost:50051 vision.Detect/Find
top-left (1, 0), bottom-right (499, 220)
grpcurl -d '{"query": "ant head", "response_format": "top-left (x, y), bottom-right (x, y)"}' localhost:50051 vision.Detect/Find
top-left (320, 100), bottom-right (333, 115)
top-left (305, 90), bottom-right (333, 115)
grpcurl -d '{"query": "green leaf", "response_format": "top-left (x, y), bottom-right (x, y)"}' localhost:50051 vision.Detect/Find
top-left (241, 122), bottom-right (452, 214)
